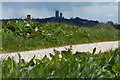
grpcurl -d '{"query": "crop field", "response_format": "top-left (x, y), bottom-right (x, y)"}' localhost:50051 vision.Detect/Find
top-left (0, 48), bottom-right (120, 78)
top-left (1, 20), bottom-right (118, 53)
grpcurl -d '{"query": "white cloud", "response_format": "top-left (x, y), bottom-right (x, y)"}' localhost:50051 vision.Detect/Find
top-left (0, 3), bottom-right (2, 19)
top-left (62, 3), bottom-right (118, 23)
top-left (2, 7), bottom-right (15, 18)
top-left (1, 2), bottom-right (118, 23)
top-left (2, 0), bottom-right (120, 2)
top-left (19, 8), bottom-right (53, 18)
top-left (107, 14), bottom-right (115, 17)
top-left (2, 5), bottom-right (54, 19)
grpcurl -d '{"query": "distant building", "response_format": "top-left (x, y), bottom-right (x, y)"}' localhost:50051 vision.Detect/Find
top-left (27, 14), bottom-right (31, 20)
top-left (60, 12), bottom-right (62, 18)
top-left (55, 10), bottom-right (59, 18)
top-left (107, 21), bottom-right (114, 25)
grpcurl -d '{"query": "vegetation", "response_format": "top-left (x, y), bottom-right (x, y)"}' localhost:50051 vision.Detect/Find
top-left (1, 48), bottom-right (120, 78)
top-left (114, 24), bottom-right (120, 29)
top-left (1, 19), bottom-right (119, 79)
top-left (0, 61), bottom-right (2, 80)
top-left (1, 20), bottom-right (118, 52)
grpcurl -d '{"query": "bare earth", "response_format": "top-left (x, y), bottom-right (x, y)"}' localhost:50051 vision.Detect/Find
top-left (0, 41), bottom-right (119, 62)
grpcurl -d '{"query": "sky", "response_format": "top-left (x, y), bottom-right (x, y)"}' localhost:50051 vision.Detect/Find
top-left (1, 0), bottom-right (119, 23)
top-left (1, 0), bottom-right (120, 2)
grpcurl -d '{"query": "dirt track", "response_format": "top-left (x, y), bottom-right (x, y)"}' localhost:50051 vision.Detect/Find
top-left (0, 41), bottom-right (119, 62)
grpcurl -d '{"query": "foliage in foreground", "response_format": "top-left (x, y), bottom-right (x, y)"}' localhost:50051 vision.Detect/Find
top-left (2, 20), bottom-right (118, 52)
top-left (1, 48), bottom-right (120, 78)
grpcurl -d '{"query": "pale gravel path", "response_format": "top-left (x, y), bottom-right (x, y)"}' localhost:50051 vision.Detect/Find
top-left (0, 41), bottom-right (119, 62)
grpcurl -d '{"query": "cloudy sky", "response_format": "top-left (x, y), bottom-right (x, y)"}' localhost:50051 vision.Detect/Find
top-left (1, 1), bottom-right (119, 23)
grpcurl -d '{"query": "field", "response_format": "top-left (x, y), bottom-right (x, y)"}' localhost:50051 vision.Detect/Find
top-left (1, 20), bottom-right (118, 53)
top-left (1, 19), bottom-right (120, 79)
top-left (0, 48), bottom-right (120, 78)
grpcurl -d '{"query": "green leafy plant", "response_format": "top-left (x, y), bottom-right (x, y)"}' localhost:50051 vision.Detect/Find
top-left (1, 48), bottom-right (120, 78)
top-left (1, 21), bottom-right (118, 52)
